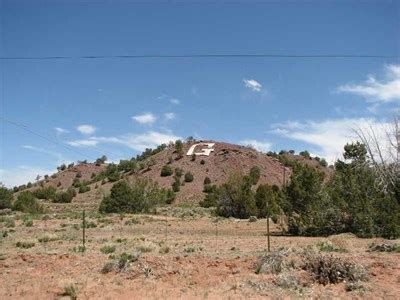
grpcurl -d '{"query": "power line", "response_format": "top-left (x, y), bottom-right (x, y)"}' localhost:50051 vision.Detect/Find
top-left (0, 116), bottom-right (120, 161)
top-left (0, 53), bottom-right (398, 60)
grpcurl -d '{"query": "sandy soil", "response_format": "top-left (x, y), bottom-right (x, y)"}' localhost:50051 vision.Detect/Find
top-left (0, 210), bottom-right (399, 299)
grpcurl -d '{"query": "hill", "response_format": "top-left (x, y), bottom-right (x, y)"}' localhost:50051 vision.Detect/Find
top-left (14, 140), bottom-right (334, 211)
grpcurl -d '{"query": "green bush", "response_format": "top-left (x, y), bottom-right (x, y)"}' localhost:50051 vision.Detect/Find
top-left (160, 165), bottom-right (173, 177)
top-left (203, 177), bottom-right (211, 185)
top-left (32, 186), bottom-right (56, 200)
top-left (78, 185), bottom-right (91, 193)
top-left (184, 172), bottom-right (194, 183)
top-left (171, 177), bottom-right (180, 192)
top-left (174, 168), bottom-right (183, 178)
top-left (13, 192), bottom-right (44, 214)
top-left (216, 173), bottom-right (257, 218)
top-left (0, 185), bottom-right (13, 209)
top-left (249, 166), bottom-right (261, 185)
top-left (53, 188), bottom-right (76, 203)
top-left (99, 179), bottom-right (171, 214)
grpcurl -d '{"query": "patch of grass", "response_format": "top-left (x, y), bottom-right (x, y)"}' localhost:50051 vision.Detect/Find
top-left (24, 220), bottom-right (34, 227)
top-left (124, 217), bottom-right (141, 225)
top-left (116, 238), bottom-right (127, 243)
top-left (5, 218), bottom-right (15, 228)
top-left (184, 246), bottom-right (196, 253)
top-left (159, 245), bottom-right (170, 254)
top-left (316, 240), bottom-right (345, 252)
top-left (72, 245), bottom-right (86, 253)
top-left (136, 244), bottom-right (153, 253)
top-left (100, 245), bottom-right (116, 254)
top-left (82, 221), bottom-right (97, 229)
top-left (38, 235), bottom-right (59, 243)
top-left (101, 261), bottom-right (115, 274)
top-left (16, 241), bottom-right (35, 249)
top-left (61, 284), bottom-right (77, 300)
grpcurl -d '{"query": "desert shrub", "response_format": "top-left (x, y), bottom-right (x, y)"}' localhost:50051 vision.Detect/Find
top-left (256, 251), bottom-right (289, 274)
top-left (159, 245), bottom-right (170, 254)
top-left (0, 185), bottom-right (13, 209)
top-left (200, 159), bottom-right (205, 165)
top-left (368, 242), bottom-right (400, 253)
top-left (203, 177), bottom-right (211, 185)
top-left (53, 188), bottom-right (76, 203)
top-left (273, 273), bottom-right (301, 290)
top-left (165, 189), bottom-right (175, 204)
top-left (13, 192), bottom-right (44, 214)
top-left (101, 261), bottom-right (115, 273)
top-left (61, 285), bottom-right (77, 300)
top-left (78, 185), bottom-right (91, 193)
top-left (57, 164), bottom-right (66, 171)
top-left (172, 177), bottom-right (180, 192)
top-left (100, 245), bottom-right (116, 254)
top-left (302, 254), bottom-right (367, 285)
top-left (160, 165), bottom-right (173, 177)
top-left (32, 186), bottom-right (56, 200)
top-left (104, 164), bottom-right (120, 182)
top-left (202, 184), bottom-right (214, 193)
top-left (174, 168), bottom-right (183, 178)
top-left (38, 235), bottom-right (58, 243)
top-left (184, 172), bottom-right (194, 182)
top-left (248, 216), bottom-right (258, 222)
top-left (75, 171), bottom-right (82, 178)
top-left (99, 179), bottom-right (171, 213)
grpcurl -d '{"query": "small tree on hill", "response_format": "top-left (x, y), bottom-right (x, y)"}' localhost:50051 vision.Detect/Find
top-left (249, 166), bottom-right (261, 185)
top-left (161, 165), bottom-right (173, 177)
top-left (184, 172), bottom-right (194, 183)
top-left (0, 184), bottom-right (12, 209)
top-left (175, 140), bottom-right (184, 158)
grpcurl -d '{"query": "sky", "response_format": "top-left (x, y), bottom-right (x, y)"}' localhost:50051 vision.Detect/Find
top-left (0, 0), bottom-right (399, 187)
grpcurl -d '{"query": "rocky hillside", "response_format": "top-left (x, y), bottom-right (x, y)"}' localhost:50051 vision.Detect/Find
top-left (17, 140), bottom-right (334, 210)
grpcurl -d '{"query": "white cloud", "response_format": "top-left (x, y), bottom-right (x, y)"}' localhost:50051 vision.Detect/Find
top-left (0, 166), bottom-right (55, 188)
top-left (67, 139), bottom-right (99, 147)
top-left (132, 113), bottom-right (157, 124)
top-left (92, 131), bottom-right (182, 152)
top-left (243, 79), bottom-right (262, 92)
top-left (337, 64), bottom-right (400, 103)
top-left (22, 145), bottom-right (65, 163)
top-left (54, 127), bottom-right (69, 135)
top-left (77, 124), bottom-right (96, 135)
top-left (272, 118), bottom-right (391, 163)
top-left (164, 112), bottom-right (176, 120)
top-left (170, 98), bottom-right (180, 105)
top-left (239, 139), bottom-right (272, 152)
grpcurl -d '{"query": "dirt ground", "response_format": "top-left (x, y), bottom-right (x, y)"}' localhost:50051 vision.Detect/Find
top-left (0, 209), bottom-right (399, 299)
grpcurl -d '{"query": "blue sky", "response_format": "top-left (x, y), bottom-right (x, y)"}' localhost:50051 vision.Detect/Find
top-left (1, 0), bottom-right (399, 187)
